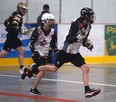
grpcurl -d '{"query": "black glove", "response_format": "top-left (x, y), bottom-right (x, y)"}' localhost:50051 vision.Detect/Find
top-left (87, 44), bottom-right (93, 51)
top-left (29, 41), bottom-right (35, 52)
top-left (85, 39), bottom-right (94, 51)
top-left (32, 51), bottom-right (41, 65)
top-left (53, 48), bottom-right (59, 53)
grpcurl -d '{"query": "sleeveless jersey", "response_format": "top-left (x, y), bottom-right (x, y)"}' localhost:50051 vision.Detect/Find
top-left (34, 27), bottom-right (55, 56)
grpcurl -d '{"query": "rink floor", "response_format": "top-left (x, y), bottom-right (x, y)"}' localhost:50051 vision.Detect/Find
top-left (0, 63), bottom-right (116, 102)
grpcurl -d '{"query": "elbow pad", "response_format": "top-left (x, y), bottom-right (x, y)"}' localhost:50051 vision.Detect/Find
top-left (66, 34), bottom-right (77, 43)
top-left (29, 40), bottom-right (35, 52)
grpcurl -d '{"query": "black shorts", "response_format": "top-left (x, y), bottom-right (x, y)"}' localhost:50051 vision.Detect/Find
top-left (3, 36), bottom-right (22, 52)
top-left (54, 50), bottom-right (86, 68)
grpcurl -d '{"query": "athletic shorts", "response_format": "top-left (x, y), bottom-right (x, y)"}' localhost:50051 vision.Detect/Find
top-left (54, 50), bottom-right (86, 68)
top-left (3, 36), bottom-right (22, 52)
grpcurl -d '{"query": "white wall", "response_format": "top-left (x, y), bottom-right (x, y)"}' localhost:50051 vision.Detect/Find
top-left (93, 0), bottom-right (116, 24)
top-left (0, 0), bottom-right (116, 24)
top-left (61, 0), bottom-right (91, 23)
top-left (0, 0), bottom-right (27, 23)
top-left (28, 0), bottom-right (60, 23)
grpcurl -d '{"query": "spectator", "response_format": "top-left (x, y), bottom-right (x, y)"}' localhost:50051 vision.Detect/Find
top-left (37, 4), bottom-right (50, 27)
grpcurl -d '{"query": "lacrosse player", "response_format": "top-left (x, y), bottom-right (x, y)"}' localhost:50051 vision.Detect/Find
top-left (21, 13), bottom-right (58, 95)
top-left (0, 2), bottom-right (28, 74)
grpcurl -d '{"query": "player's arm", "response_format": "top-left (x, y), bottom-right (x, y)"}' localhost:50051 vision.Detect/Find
top-left (29, 28), bottom-right (38, 52)
top-left (66, 21), bottom-right (79, 43)
top-left (50, 31), bottom-right (58, 52)
top-left (82, 37), bottom-right (93, 51)
top-left (4, 12), bottom-right (22, 33)
top-left (10, 13), bottom-right (22, 33)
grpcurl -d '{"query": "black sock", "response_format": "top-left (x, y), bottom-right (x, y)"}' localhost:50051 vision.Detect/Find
top-left (20, 65), bottom-right (24, 69)
top-left (85, 86), bottom-right (91, 92)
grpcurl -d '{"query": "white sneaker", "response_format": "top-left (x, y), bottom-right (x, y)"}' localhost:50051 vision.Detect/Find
top-left (85, 88), bottom-right (101, 98)
top-left (20, 66), bottom-right (28, 74)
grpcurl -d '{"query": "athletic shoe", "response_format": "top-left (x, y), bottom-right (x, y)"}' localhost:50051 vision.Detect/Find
top-left (21, 67), bottom-right (28, 80)
top-left (29, 88), bottom-right (41, 95)
top-left (85, 88), bottom-right (101, 98)
top-left (20, 66), bottom-right (28, 74)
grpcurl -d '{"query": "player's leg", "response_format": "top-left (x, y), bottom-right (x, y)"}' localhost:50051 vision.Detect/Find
top-left (38, 50), bottom-right (68, 72)
top-left (21, 51), bottom-right (41, 79)
top-left (14, 37), bottom-right (27, 74)
top-left (80, 64), bottom-right (90, 86)
top-left (0, 38), bottom-right (12, 57)
top-left (80, 64), bottom-right (101, 98)
top-left (71, 53), bottom-right (101, 98)
top-left (28, 52), bottom-right (44, 78)
top-left (38, 64), bottom-right (58, 72)
top-left (29, 71), bottom-right (45, 95)
top-left (29, 57), bottom-right (48, 95)
top-left (16, 46), bottom-right (27, 74)
top-left (16, 46), bottom-right (24, 65)
top-left (29, 56), bottom-right (60, 95)
top-left (29, 50), bottom-right (69, 95)
top-left (0, 50), bottom-right (9, 57)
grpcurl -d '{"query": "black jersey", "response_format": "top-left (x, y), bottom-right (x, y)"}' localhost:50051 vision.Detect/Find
top-left (4, 11), bottom-right (23, 37)
top-left (3, 11), bottom-right (23, 52)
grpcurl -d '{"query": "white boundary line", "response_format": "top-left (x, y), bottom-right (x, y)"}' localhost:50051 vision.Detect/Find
top-left (0, 74), bottom-right (116, 87)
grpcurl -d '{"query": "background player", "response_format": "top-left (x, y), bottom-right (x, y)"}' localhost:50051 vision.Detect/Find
top-left (37, 4), bottom-right (50, 27)
top-left (0, 2), bottom-right (28, 73)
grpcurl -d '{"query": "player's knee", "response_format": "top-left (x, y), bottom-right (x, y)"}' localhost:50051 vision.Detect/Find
top-left (19, 51), bottom-right (24, 56)
top-left (40, 70), bottom-right (45, 74)
top-left (17, 47), bottom-right (24, 55)
top-left (84, 66), bottom-right (89, 73)
top-left (81, 64), bottom-right (89, 73)
top-left (50, 66), bottom-right (57, 72)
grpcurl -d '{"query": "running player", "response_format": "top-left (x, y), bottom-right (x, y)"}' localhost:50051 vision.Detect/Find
top-left (21, 13), bottom-right (58, 95)
top-left (0, 2), bottom-right (28, 73)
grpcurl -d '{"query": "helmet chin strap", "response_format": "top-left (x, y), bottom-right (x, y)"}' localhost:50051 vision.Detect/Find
top-left (42, 20), bottom-right (48, 25)
top-left (43, 24), bottom-right (50, 31)
top-left (84, 15), bottom-right (94, 24)
top-left (90, 20), bottom-right (93, 24)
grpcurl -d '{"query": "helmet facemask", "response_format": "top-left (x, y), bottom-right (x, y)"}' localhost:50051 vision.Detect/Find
top-left (41, 13), bottom-right (55, 27)
top-left (17, 2), bottom-right (28, 16)
top-left (81, 7), bottom-right (95, 24)
top-left (86, 13), bottom-right (95, 24)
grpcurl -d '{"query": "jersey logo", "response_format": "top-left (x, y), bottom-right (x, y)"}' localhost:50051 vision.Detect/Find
top-left (39, 39), bottom-right (47, 46)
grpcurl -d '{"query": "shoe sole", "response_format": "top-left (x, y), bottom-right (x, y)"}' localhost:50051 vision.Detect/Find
top-left (29, 92), bottom-right (41, 95)
top-left (85, 89), bottom-right (101, 98)
top-left (29, 92), bottom-right (35, 95)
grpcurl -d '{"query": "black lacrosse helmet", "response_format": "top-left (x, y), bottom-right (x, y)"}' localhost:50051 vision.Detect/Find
top-left (80, 7), bottom-right (95, 23)
top-left (17, 2), bottom-right (28, 16)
